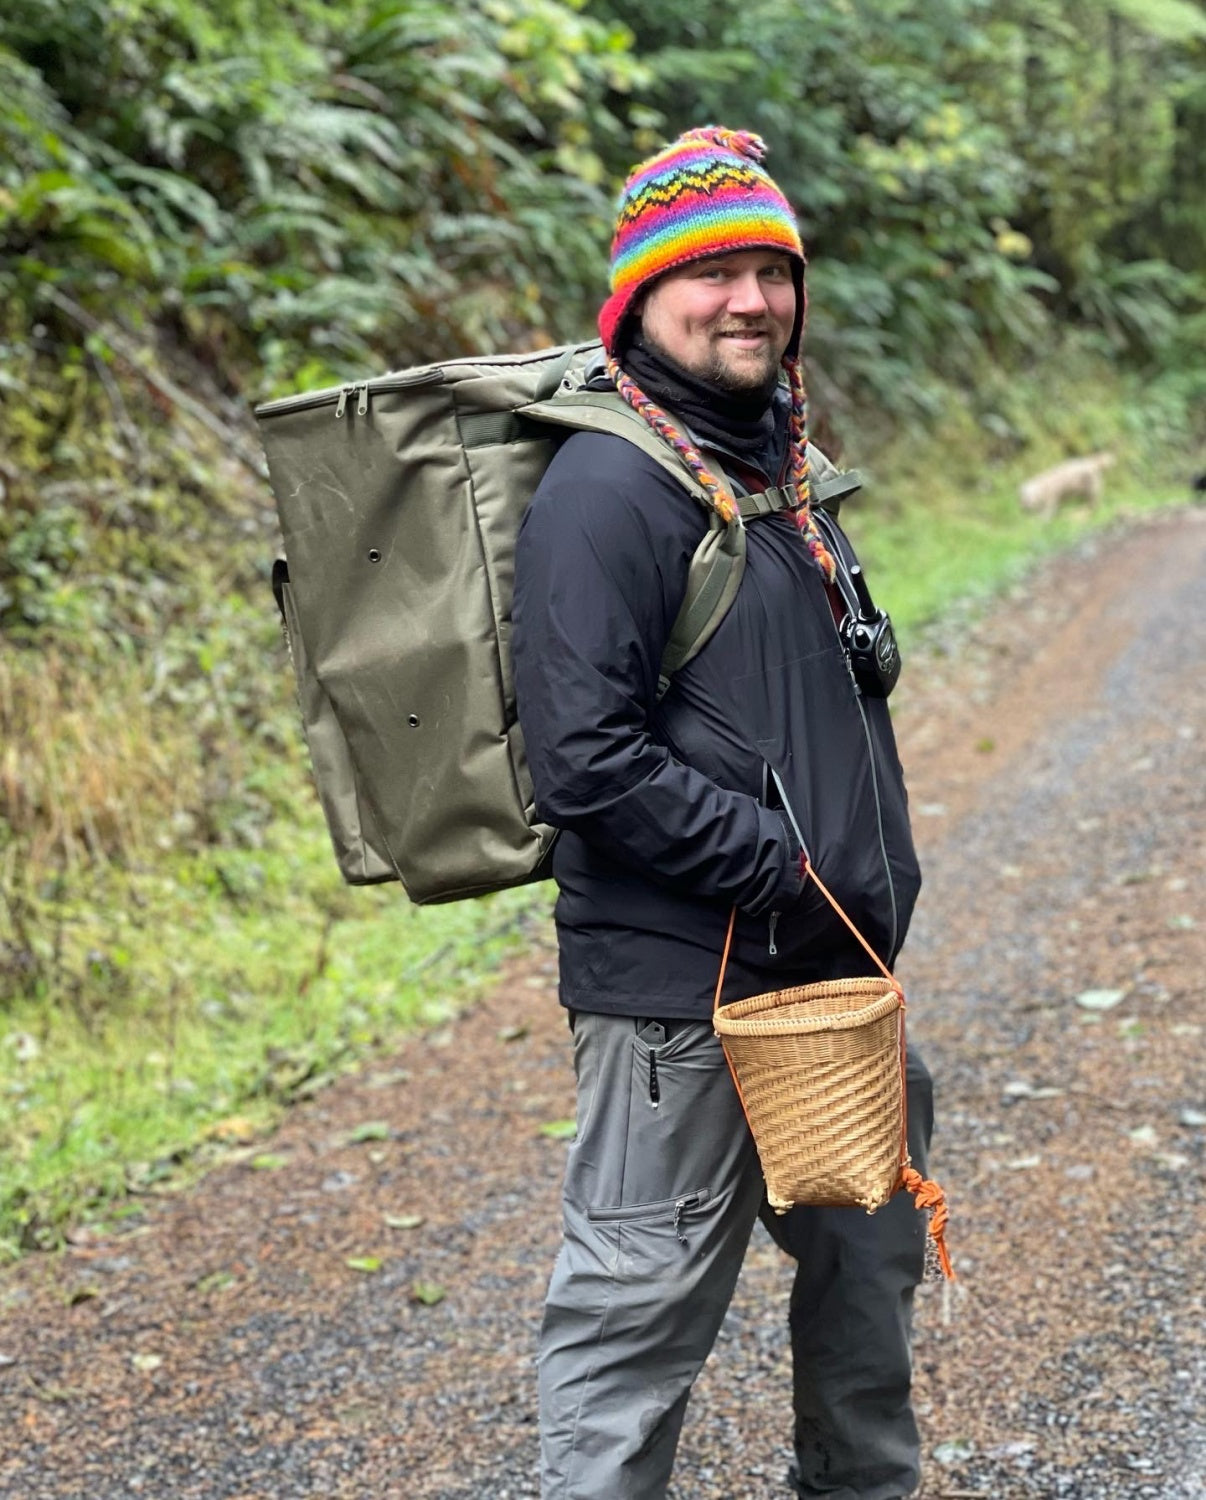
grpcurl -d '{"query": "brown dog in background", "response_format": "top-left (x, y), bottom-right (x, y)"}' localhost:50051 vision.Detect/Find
top-left (1019, 452), bottom-right (1116, 520)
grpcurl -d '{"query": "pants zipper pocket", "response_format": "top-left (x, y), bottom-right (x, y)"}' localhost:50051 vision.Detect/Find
top-left (587, 1189), bottom-right (712, 1226)
top-left (673, 1191), bottom-right (707, 1246)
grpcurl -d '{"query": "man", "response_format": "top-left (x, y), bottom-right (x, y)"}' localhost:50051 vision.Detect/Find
top-left (512, 126), bottom-right (933, 1500)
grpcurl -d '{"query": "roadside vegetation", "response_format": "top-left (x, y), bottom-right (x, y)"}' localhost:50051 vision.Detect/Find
top-left (2, 0), bottom-right (1204, 1254)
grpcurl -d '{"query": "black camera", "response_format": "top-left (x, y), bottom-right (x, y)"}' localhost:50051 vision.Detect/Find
top-left (838, 564), bottom-right (901, 698)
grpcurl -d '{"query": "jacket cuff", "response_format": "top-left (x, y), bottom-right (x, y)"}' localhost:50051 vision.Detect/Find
top-left (741, 807), bottom-right (807, 917)
top-left (775, 807), bottom-right (810, 896)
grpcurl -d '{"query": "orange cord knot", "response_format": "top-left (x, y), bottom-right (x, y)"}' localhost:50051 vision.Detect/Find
top-left (901, 1163), bottom-right (955, 1280)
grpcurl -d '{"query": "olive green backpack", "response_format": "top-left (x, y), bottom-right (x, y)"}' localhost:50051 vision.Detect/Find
top-left (255, 341), bottom-right (857, 903)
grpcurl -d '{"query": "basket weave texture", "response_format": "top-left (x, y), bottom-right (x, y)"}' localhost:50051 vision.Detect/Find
top-left (714, 976), bottom-right (904, 1213)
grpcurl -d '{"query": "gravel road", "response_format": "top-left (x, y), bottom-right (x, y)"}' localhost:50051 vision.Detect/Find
top-left (1, 506), bottom-right (1203, 1500)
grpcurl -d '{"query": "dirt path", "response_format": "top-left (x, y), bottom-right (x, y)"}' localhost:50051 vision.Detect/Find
top-left (2, 508), bottom-right (1204, 1500)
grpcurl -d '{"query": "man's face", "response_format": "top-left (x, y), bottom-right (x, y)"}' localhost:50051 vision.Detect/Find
top-left (637, 249), bottom-right (797, 393)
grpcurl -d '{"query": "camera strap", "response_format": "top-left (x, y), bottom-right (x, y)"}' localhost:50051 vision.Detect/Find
top-left (813, 507), bottom-right (863, 616)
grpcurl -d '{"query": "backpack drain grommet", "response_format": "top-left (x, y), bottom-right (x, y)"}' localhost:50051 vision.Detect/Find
top-left (368, 548), bottom-right (381, 563)
top-left (408, 715), bottom-right (420, 728)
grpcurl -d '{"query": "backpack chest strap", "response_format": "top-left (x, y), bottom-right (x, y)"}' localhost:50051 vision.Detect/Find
top-left (734, 472), bottom-right (863, 521)
top-left (737, 485), bottom-right (797, 519)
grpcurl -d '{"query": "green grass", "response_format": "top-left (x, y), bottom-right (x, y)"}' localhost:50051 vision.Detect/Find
top-left (849, 472), bottom-right (1189, 641)
top-left (0, 797), bottom-right (552, 1254)
top-left (841, 351), bottom-right (1201, 637)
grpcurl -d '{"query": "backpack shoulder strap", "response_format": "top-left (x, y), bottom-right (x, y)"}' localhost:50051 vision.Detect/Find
top-left (657, 512), bottom-right (745, 701)
top-left (523, 386), bottom-right (747, 701)
top-left (809, 446), bottom-right (863, 515)
top-left (523, 387), bottom-right (718, 508)
top-left (657, 447), bottom-right (861, 695)
top-left (526, 395), bottom-right (860, 692)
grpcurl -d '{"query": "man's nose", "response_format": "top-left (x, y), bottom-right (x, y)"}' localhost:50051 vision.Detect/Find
top-left (726, 273), bottom-right (771, 314)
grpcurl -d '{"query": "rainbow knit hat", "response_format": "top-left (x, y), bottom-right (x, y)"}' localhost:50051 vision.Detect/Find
top-left (598, 126), bottom-right (805, 355)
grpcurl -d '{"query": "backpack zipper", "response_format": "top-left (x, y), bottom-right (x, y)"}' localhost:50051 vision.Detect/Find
top-left (254, 368), bottom-right (444, 420)
top-left (648, 1049), bottom-right (661, 1108)
top-left (336, 380), bottom-right (378, 419)
top-left (768, 910), bottom-right (780, 956)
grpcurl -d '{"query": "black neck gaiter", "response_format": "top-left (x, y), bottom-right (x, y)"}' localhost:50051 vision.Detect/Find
top-left (621, 330), bottom-right (785, 474)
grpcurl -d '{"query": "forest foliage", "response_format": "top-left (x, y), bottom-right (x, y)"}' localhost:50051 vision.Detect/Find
top-left (1, 0), bottom-right (1204, 1246)
top-left (2, 0), bottom-right (1205, 408)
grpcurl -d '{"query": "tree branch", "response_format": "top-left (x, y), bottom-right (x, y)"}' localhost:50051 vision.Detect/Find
top-left (38, 285), bottom-right (267, 482)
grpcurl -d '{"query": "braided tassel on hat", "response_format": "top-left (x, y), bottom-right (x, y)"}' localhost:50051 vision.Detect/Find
top-left (605, 350), bottom-right (837, 584)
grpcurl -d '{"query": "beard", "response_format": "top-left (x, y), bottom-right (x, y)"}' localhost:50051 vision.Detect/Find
top-left (699, 332), bottom-right (783, 400)
top-left (652, 313), bottom-right (786, 399)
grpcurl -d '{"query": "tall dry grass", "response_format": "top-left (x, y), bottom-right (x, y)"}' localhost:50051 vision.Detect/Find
top-left (0, 650), bottom-right (201, 875)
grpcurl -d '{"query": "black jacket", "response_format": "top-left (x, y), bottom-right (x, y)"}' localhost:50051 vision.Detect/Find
top-left (512, 427), bottom-right (921, 1019)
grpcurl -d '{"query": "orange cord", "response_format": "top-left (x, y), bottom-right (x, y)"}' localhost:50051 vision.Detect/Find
top-left (900, 1164), bottom-right (955, 1280)
top-left (802, 862), bottom-right (902, 994)
top-left (713, 907), bottom-right (756, 1126)
top-left (712, 906), bottom-right (738, 1014)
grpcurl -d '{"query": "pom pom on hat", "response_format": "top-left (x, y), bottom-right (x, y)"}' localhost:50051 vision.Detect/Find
top-left (598, 125), bottom-right (804, 354)
top-left (678, 126), bottom-right (767, 162)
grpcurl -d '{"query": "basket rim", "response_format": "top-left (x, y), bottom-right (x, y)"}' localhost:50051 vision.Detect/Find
top-left (714, 979), bottom-right (902, 1037)
top-left (727, 975), bottom-right (898, 1001)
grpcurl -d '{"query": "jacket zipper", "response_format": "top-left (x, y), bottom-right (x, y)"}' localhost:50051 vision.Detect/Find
top-left (768, 910), bottom-right (780, 956)
top-left (852, 690), bottom-right (899, 956)
top-left (812, 511), bottom-right (900, 958)
top-left (770, 767), bottom-right (807, 847)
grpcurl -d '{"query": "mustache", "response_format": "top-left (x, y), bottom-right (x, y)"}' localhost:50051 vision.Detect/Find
top-left (714, 321), bottom-right (772, 335)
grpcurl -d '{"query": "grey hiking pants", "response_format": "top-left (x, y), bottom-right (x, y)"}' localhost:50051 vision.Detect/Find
top-left (538, 1012), bottom-right (933, 1500)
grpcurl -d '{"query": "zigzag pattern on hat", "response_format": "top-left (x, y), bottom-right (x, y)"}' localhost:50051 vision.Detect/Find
top-left (616, 162), bottom-right (767, 221)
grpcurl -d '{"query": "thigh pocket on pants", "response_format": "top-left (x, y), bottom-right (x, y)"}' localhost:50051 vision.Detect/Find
top-left (587, 1188), bottom-right (713, 1228)
top-left (580, 1022), bottom-right (746, 1217)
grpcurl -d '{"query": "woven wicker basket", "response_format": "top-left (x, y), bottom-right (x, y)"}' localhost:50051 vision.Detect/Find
top-left (714, 976), bottom-right (905, 1213)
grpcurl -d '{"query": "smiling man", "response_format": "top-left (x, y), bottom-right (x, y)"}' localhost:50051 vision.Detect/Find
top-left (513, 128), bottom-right (933, 1500)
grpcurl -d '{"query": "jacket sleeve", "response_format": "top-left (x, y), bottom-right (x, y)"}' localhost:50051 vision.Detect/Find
top-left (512, 433), bottom-right (803, 917)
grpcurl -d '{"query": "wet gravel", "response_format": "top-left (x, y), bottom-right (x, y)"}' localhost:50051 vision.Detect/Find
top-left (1, 506), bottom-right (1203, 1499)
